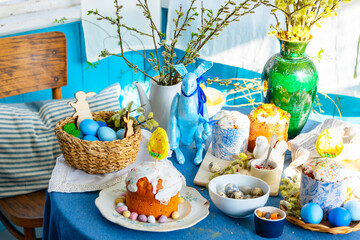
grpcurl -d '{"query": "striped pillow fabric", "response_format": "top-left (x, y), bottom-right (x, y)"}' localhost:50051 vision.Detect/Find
top-left (0, 83), bottom-right (121, 198)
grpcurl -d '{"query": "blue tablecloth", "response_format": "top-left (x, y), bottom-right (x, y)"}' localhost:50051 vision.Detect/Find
top-left (43, 108), bottom-right (360, 240)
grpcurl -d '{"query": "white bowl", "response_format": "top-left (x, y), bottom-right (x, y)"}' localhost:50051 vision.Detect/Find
top-left (208, 174), bottom-right (270, 218)
top-left (206, 87), bottom-right (225, 118)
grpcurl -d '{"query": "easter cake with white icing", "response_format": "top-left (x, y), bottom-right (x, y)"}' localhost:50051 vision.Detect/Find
top-left (248, 104), bottom-right (290, 152)
top-left (211, 110), bottom-right (250, 160)
top-left (300, 158), bottom-right (348, 215)
top-left (125, 160), bottom-right (185, 219)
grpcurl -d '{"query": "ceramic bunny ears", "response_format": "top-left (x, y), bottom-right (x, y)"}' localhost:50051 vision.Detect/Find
top-left (173, 61), bottom-right (213, 78)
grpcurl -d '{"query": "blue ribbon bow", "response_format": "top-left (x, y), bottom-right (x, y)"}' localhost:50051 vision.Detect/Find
top-left (181, 76), bottom-right (207, 117)
top-left (199, 117), bottom-right (217, 126)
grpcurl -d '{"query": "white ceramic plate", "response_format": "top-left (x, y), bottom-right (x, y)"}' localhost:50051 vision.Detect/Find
top-left (95, 182), bottom-right (210, 232)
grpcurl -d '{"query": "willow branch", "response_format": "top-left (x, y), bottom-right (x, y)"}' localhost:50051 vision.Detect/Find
top-left (137, 0), bottom-right (162, 77)
top-left (226, 102), bottom-right (262, 108)
top-left (318, 92), bottom-right (342, 119)
top-left (91, 11), bottom-right (152, 37)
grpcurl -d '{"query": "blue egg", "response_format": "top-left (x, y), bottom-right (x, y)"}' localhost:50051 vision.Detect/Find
top-left (328, 207), bottom-right (351, 227)
top-left (96, 120), bottom-right (107, 127)
top-left (98, 127), bottom-right (117, 141)
top-left (79, 119), bottom-right (99, 136)
top-left (78, 131), bottom-right (84, 139)
top-left (116, 129), bottom-right (125, 139)
top-left (83, 135), bottom-right (99, 141)
top-left (344, 200), bottom-right (360, 221)
top-left (300, 203), bottom-right (323, 224)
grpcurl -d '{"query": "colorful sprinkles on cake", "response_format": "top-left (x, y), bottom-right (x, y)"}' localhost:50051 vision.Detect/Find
top-left (213, 110), bottom-right (249, 129)
top-left (303, 158), bottom-right (345, 182)
top-left (252, 104), bottom-right (290, 124)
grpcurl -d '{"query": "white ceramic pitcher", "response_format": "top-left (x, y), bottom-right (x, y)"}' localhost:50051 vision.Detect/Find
top-left (133, 80), bottom-right (181, 128)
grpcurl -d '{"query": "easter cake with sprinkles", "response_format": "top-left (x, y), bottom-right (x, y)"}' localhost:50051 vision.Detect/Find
top-left (247, 103), bottom-right (290, 152)
top-left (302, 158), bottom-right (345, 183)
top-left (299, 158), bottom-right (349, 216)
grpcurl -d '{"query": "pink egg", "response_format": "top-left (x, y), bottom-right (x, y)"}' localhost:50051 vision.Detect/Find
top-left (116, 206), bottom-right (128, 214)
top-left (130, 212), bottom-right (138, 220)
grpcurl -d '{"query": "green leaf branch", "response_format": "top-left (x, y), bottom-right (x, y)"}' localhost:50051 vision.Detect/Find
top-left (108, 101), bottom-right (158, 131)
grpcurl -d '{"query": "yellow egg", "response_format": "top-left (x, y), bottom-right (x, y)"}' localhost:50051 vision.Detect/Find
top-left (115, 197), bottom-right (125, 204)
top-left (171, 211), bottom-right (180, 220)
top-left (148, 127), bottom-right (169, 160)
top-left (122, 210), bottom-right (131, 218)
top-left (316, 129), bottom-right (343, 158)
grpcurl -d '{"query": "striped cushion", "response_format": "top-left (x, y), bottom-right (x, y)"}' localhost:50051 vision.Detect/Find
top-left (0, 83), bottom-right (121, 198)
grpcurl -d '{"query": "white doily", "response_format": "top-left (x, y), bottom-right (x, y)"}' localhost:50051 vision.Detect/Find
top-left (49, 129), bottom-right (158, 193)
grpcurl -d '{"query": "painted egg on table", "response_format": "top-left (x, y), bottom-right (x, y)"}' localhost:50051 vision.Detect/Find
top-left (116, 129), bottom-right (125, 139)
top-left (316, 129), bottom-right (343, 158)
top-left (83, 135), bottom-right (99, 141)
top-left (79, 119), bottom-right (100, 136)
top-left (344, 200), bottom-right (360, 221)
top-left (328, 207), bottom-right (351, 227)
top-left (300, 203), bottom-right (323, 224)
top-left (98, 127), bottom-right (117, 141)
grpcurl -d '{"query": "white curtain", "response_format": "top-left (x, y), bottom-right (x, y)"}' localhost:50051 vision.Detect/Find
top-left (166, 0), bottom-right (360, 97)
top-left (81, 0), bottom-right (161, 63)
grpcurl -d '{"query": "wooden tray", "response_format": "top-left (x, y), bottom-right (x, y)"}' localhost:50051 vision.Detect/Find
top-left (193, 143), bottom-right (250, 186)
top-left (279, 205), bottom-right (360, 235)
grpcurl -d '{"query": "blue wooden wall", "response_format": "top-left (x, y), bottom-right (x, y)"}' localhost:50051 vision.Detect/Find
top-left (0, 21), bottom-right (359, 124)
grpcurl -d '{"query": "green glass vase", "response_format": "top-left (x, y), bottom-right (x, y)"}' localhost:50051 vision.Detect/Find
top-left (262, 37), bottom-right (318, 138)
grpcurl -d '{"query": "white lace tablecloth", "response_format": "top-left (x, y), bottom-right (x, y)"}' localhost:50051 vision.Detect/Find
top-left (48, 129), bottom-right (155, 193)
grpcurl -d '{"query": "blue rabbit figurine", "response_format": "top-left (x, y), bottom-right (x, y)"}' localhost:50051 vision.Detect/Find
top-left (167, 61), bottom-right (213, 165)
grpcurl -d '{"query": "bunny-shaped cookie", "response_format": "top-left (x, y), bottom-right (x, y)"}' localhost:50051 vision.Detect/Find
top-left (123, 112), bottom-right (134, 138)
top-left (69, 91), bottom-right (96, 128)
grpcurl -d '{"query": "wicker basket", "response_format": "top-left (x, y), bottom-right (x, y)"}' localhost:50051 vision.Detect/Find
top-left (279, 205), bottom-right (360, 234)
top-left (55, 111), bottom-right (142, 174)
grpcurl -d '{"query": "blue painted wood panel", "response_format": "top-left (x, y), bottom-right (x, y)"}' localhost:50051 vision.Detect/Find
top-left (0, 21), bottom-right (359, 123)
